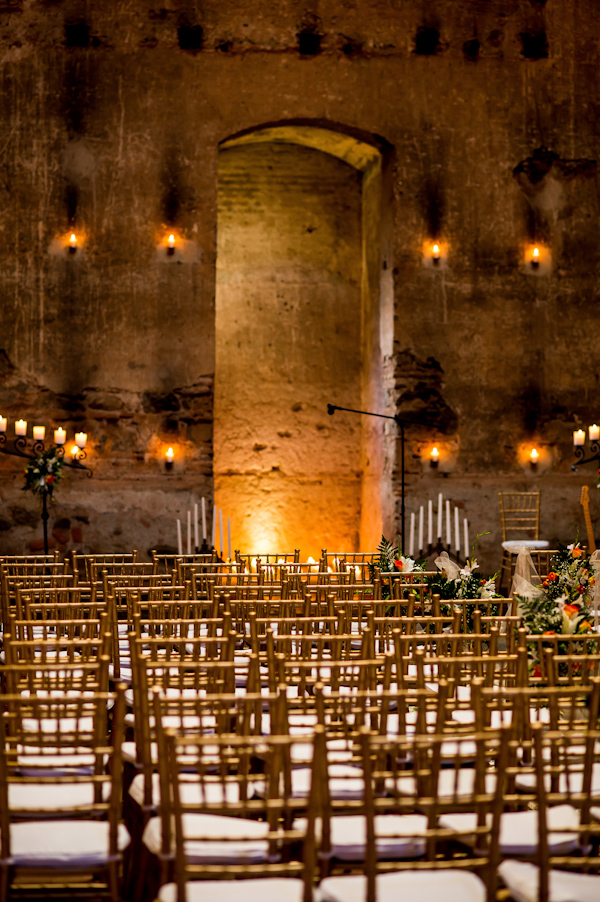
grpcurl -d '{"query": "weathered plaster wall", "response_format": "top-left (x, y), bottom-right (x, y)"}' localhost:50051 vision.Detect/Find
top-left (0, 1), bottom-right (597, 567)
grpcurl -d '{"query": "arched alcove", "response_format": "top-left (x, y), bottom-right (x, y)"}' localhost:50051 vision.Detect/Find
top-left (215, 123), bottom-right (393, 555)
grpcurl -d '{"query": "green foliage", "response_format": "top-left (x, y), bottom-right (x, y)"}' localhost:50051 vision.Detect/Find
top-left (23, 447), bottom-right (64, 498)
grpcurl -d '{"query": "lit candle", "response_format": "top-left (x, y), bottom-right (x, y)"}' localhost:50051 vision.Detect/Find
top-left (409, 512), bottom-right (415, 558)
top-left (455, 506), bottom-right (460, 554)
top-left (165, 447), bottom-right (174, 464)
top-left (530, 448), bottom-right (539, 463)
top-left (430, 446), bottom-right (440, 464)
top-left (69, 233), bottom-right (77, 250)
top-left (168, 234), bottom-right (175, 249)
top-left (187, 510), bottom-right (191, 555)
top-left (32, 426), bottom-right (45, 441)
top-left (432, 243), bottom-right (440, 264)
top-left (201, 497), bottom-right (207, 539)
top-left (15, 420), bottom-right (27, 436)
top-left (418, 506), bottom-right (424, 555)
top-left (177, 519), bottom-right (183, 556)
top-left (219, 509), bottom-right (224, 556)
top-left (194, 503), bottom-right (199, 551)
top-left (428, 499), bottom-right (433, 547)
top-left (573, 429), bottom-right (586, 446)
top-left (464, 518), bottom-right (469, 559)
top-left (446, 500), bottom-right (451, 546)
top-left (0, 416), bottom-right (7, 433)
top-left (228, 517), bottom-right (232, 561)
top-left (70, 444), bottom-right (80, 460)
top-left (437, 493), bottom-right (443, 539)
top-left (54, 427), bottom-right (66, 445)
top-left (74, 432), bottom-right (87, 449)
top-left (531, 246), bottom-right (540, 268)
top-left (590, 424), bottom-right (600, 441)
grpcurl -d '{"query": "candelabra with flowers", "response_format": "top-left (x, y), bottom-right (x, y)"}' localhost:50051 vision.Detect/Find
top-left (0, 419), bottom-right (92, 555)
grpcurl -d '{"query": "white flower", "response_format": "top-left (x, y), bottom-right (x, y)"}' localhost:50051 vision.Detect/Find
top-left (459, 559), bottom-right (479, 579)
top-left (396, 555), bottom-right (416, 573)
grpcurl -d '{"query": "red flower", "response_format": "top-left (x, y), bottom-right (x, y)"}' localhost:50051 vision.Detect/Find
top-left (45, 475), bottom-right (54, 484)
top-left (547, 572), bottom-right (557, 582)
top-left (394, 559), bottom-right (403, 570)
top-left (532, 665), bottom-right (542, 678)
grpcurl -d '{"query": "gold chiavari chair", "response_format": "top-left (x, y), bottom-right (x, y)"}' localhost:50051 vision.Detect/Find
top-left (499, 722), bottom-right (600, 902)
top-left (71, 550), bottom-right (138, 584)
top-left (146, 727), bottom-right (319, 902)
top-left (0, 686), bottom-right (129, 902)
top-left (317, 726), bottom-right (510, 902)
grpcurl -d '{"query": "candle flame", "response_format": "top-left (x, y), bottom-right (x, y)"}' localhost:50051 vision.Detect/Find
top-left (432, 243), bottom-right (440, 257)
top-left (532, 247), bottom-right (540, 259)
top-left (530, 448), bottom-right (539, 462)
top-left (167, 234), bottom-right (175, 248)
top-left (69, 233), bottom-right (77, 248)
top-left (166, 447), bottom-right (174, 461)
top-left (430, 446), bottom-right (440, 460)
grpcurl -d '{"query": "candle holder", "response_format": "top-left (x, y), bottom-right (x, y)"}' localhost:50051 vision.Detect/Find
top-left (0, 429), bottom-right (92, 554)
top-left (571, 432), bottom-right (600, 471)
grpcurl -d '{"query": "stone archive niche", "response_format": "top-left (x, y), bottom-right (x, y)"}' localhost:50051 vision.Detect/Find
top-left (214, 124), bottom-right (393, 555)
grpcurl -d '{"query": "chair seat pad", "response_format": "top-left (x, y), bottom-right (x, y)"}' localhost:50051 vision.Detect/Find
top-left (292, 764), bottom-right (363, 800)
top-left (391, 768), bottom-right (496, 799)
top-left (516, 762), bottom-right (600, 795)
top-left (318, 869), bottom-right (486, 902)
top-left (143, 812), bottom-right (271, 862)
top-left (295, 814), bottom-right (428, 861)
top-left (9, 780), bottom-right (111, 812)
top-left (158, 878), bottom-right (307, 902)
top-left (130, 771), bottom-right (260, 809)
top-left (502, 540), bottom-right (549, 552)
top-left (498, 859), bottom-right (600, 902)
top-left (440, 805), bottom-right (580, 856)
top-left (9, 820), bottom-right (130, 867)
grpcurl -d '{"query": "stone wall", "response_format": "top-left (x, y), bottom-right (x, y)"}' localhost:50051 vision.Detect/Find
top-left (0, 1), bottom-right (598, 569)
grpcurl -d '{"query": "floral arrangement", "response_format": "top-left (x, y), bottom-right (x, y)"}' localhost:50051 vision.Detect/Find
top-left (23, 447), bottom-right (64, 498)
top-left (368, 536), bottom-right (425, 600)
top-left (516, 543), bottom-right (595, 638)
top-left (427, 550), bottom-right (500, 632)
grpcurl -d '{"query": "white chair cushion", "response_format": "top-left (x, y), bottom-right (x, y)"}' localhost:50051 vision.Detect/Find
top-left (143, 812), bottom-right (271, 862)
top-left (502, 540), bottom-right (549, 552)
top-left (516, 761), bottom-right (600, 795)
top-left (295, 814), bottom-right (428, 861)
top-left (440, 805), bottom-right (580, 856)
top-left (390, 768), bottom-right (496, 799)
top-left (130, 771), bottom-right (264, 809)
top-left (291, 764), bottom-right (363, 800)
top-left (318, 869), bottom-right (486, 902)
top-left (159, 878), bottom-right (306, 902)
top-left (9, 820), bottom-right (130, 867)
top-left (10, 780), bottom-right (111, 812)
top-left (498, 859), bottom-right (600, 902)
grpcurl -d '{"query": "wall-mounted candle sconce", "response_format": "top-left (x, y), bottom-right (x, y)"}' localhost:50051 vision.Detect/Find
top-left (69, 233), bottom-right (77, 255)
top-left (524, 243), bottom-right (550, 275)
top-left (531, 247), bottom-right (540, 270)
top-left (529, 447), bottom-right (539, 469)
top-left (167, 234), bottom-right (176, 257)
top-left (430, 446), bottom-right (440, 468)
top-left (165, 447), bottom-right (174, 471)
top-left (432, 244), bottom-right (441, 266)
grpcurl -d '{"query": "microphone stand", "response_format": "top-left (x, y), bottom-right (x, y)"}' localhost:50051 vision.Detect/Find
top-left (327, 403), bottom-right (435, 554)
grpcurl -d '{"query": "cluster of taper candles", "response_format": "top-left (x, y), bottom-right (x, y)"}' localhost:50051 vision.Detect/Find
top-left (408, 492), bottom-right (469, 560)
top-left (0, 417), bottom-right (87, 458)
top-left (176, 499), bottom-right (232, 559)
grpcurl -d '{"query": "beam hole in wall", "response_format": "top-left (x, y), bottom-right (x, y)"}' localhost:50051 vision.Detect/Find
top-left (519, 31), bottom-right (548, 59)
top-left (215, 124), bottom-right (394, 555)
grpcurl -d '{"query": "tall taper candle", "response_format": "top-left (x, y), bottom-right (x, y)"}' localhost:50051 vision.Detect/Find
top-left (201, 497), bottom-right (207, 539)
top-left (455, 506), bottom-right (460, 554)
top-left (228, 517), bottom-right (232, 561)
top-left (437, 493), bottom-right (443, 539)
top-left (187, 510), bottom-right (191, 555)
top-left (211, 507), bottom-right (217, 548)
top-left (446, 500), bottom-right (451, 546)
top-left (418, 506), bottom-right (424, 555)
top-left (428, 499), bottom-right (433, 547)
top-left (464, 518), bottom-right (469, 561)
top-left (194, 503), bottom-right (199, 551)
top-left (409, 512), bottom-right (415, 558)
top-left (219, 509), bottom-right (224, 556)
top-left (177, 519), bottom-right (183, 556)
